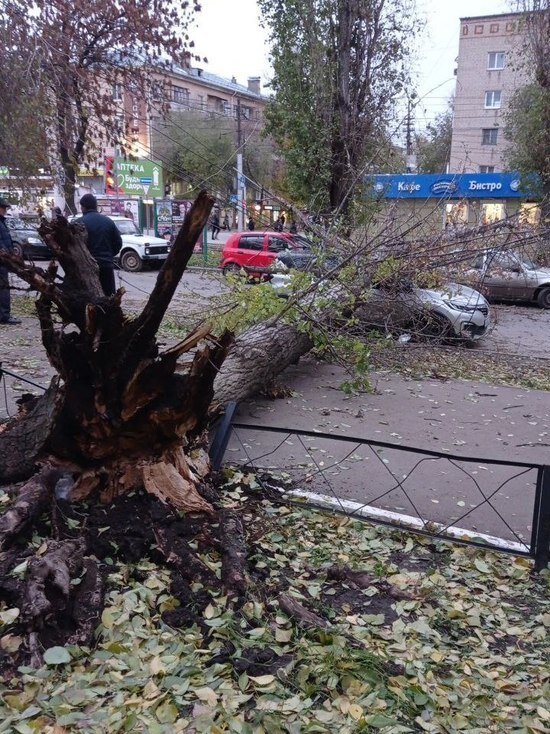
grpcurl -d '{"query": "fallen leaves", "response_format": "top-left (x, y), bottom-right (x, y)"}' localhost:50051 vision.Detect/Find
top-left (0, 488), bottom-right (548, 734)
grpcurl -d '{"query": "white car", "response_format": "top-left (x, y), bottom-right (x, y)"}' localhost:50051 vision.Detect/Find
top-left (107, 216), bottom-right (170, 272)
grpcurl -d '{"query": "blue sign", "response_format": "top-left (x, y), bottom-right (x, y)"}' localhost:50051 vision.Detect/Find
top-left (367, 173), bottom-right (535, 200)
top-left (140, 177), bottom-right (153, 184)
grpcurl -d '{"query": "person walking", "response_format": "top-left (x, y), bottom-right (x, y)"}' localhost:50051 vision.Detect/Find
top-left (78, 193), bottom-right (122, 297)
top-left (0, 198), bottom-right (21, 325)
top-left (210, 212), bottom-right (221, 240)
top-left (247, 216), bottom-right (255, 231)
top-left (222, 213), bottom-right (230, 231)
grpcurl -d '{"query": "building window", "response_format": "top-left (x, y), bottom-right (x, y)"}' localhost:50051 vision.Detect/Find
top-left (173, 86), bottom-right (189, 105)
top-left (482, 128), bottom-right (499, 145)
top-left (151, 82), bottom-right (163, 103)
top-left (490, 23), bottom-right (499, 33)
top-left (484, 90), bottom-right (502, 108)
top-left (112, 83), bottom-right (123, 102)
top-left (475, 24), bottom-right (484, 34)
top-left (519, 203), bottom-right (540, 226)
top-left (487, 51), bottom-right (505, 70)
top-left (481, 202), bottom-right (505, 224)
top-left (479, 165), bottom-right (495, 173)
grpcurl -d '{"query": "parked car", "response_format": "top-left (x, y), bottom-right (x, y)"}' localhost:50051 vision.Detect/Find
top-left (220, 231), bottom-right (315, 276)
top-left (356, 282), bottom-right (491, 343)
top-left (70, 215), bottom-right (171, 272)
top-left (5, 217), bottom-right (51, 260)
top-left (106, 216), bottom-right (171, 272)
top-left (463, 250), bottom-right (550, 308)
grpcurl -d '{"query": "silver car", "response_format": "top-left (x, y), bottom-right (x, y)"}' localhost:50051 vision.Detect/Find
top-left (269, 266), bottom-right (490, 343)
top-left (466, 250), bottom-right (550, 309)
top-left (358, 282), bottom-right (490, 343)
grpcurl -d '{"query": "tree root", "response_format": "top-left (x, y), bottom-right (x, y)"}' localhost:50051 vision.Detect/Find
top-left (278, 593), bottom-right (330, 629)
top-left (219, 509), bottom-right (247, 595)
top-left (153, 524), bottom-right (217, 585)
top-left (22, 538), bottom-right (86, 625)
top-left (0, 467), bottom-right (61, 550)
top-left (67, 558), bottom-right (105, 647)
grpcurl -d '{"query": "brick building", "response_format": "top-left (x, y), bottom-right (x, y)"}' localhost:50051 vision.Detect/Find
top-left (449, 12), bottom-right (529, 174)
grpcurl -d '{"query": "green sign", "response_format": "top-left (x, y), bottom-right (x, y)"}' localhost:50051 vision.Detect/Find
top-left (0, 167), bottom-right (9, 177)
top-left (114, 158), bottom-right (163, 197)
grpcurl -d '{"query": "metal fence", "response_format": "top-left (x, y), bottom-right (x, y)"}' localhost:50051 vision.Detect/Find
top-left (210, 404), bottom-right (550, 570)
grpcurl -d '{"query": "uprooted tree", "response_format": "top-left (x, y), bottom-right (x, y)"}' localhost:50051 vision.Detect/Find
top-left (0, 192), bottom-right (322, 665)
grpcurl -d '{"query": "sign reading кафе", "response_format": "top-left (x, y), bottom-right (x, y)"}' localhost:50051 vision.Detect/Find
top-left (368, 173), bottom-right (537, 200)
top-left (111, 158), bottom-right (164, 198)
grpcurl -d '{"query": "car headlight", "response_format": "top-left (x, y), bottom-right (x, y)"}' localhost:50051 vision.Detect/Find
top-left (447, 300), bottom-right (482, 312)
top-left (28, 237), bottom-right (42, 244)
top-left (145, 246), bottom-right (150, 255)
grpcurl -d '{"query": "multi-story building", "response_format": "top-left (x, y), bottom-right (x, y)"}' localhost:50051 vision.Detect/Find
top-left (449, 12), bottom-right (529, 175)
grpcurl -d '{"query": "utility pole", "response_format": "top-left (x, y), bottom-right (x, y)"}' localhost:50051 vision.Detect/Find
top-left (405, 97), bottom-right (417, 174)
top-left (236, 99), bottom-right (246, 230)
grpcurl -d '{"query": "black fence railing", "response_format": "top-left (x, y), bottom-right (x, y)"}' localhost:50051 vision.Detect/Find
top-left (211, 406), bottom-right (550, 571)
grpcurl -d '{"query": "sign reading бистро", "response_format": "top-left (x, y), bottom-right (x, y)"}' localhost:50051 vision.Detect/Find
top-left (368, 173), bottom-right (536, 200)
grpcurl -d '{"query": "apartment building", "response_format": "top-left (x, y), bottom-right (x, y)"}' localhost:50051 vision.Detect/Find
top-left (449, 12), bottom-right (529, 174)
top-left (78, 64), bottom-right (267, 195)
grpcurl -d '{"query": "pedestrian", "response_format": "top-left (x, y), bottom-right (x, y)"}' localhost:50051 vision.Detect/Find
top-left (78, 193), bottom-right (122, 297)
top-left (223, 213), bottom-right (230, 231)
top-left (289, 219), bottom-right (298, 234)
top-left (274, 217), bottom-right (283, 232)
top-left (247, 216), bottom-right (255, 231)
top-left (280, 213), bottom-right (286, 228)
top-left (210, 212), bottom-right (221, 240)
top-left (0, 198), bottom-right (21, 325)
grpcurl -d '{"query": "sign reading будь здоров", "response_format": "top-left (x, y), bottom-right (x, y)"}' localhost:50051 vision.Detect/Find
top-left (114, 158), bottom-right (164, 198)
top-left (367, 173), bottom-right (538, 200)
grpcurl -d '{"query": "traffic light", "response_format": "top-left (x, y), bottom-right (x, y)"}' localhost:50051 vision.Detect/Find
top-left (105, 156), bottom-right (116, 195)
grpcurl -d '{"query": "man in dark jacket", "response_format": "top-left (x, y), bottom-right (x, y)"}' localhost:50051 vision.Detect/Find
top-left (0, 197), bottom-right (21, 325)
top-left (79, 193), bottom-right (122, 296)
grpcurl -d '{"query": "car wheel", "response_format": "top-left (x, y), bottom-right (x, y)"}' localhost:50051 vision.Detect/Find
top-left (223, 263), bottom-right (243, 276)
top-left (120, 250), bottom-right (143, 272)
top-left (12, 242), bottom-right (24, 258)
top-left (536, 286), bottom-right (550, 309)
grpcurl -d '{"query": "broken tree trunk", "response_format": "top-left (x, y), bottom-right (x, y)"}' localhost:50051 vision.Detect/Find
top-left (0, 191), bottom-right (230, 507)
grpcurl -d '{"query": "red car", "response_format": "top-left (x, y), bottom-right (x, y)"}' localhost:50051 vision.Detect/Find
top-left (220, 231), bottom-right (312, 276)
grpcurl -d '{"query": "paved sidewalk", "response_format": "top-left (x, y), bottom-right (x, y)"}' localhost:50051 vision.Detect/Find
top-left (232, 356), bottom-right (550, 544)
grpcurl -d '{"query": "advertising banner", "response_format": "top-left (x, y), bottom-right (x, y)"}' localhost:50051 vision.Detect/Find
top-left (367, 173), bottom-right (535, 200)
top-left (110, 158), bottom-right (164, 198)
top-left (94, 197), bottom-right (141, 229)
top-left (155, 199), bottom-right (195, 241)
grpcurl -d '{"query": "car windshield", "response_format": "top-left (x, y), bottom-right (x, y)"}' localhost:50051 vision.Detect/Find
top-left (518, 255), bottom-right (537, 270)
top-left (114, 220), bottom-right (140, 235)
top-left (5, 218), bottom-right (35, 231)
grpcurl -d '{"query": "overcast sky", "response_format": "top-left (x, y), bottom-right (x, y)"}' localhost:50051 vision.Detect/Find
top-left (191, 0), bottom-right (511, 129)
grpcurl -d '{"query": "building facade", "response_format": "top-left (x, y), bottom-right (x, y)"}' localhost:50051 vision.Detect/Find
top-left (449, 12), bottom-right (529, 174)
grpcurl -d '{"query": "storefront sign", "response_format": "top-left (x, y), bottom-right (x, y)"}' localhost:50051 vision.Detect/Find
top-left (368, 173), bottom-right (535, 200)
top-left (113, 158), bottom-right (163, 197)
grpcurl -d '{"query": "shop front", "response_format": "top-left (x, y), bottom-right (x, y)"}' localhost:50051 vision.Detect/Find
top-left (367, 173), bottom-right (540, 236)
